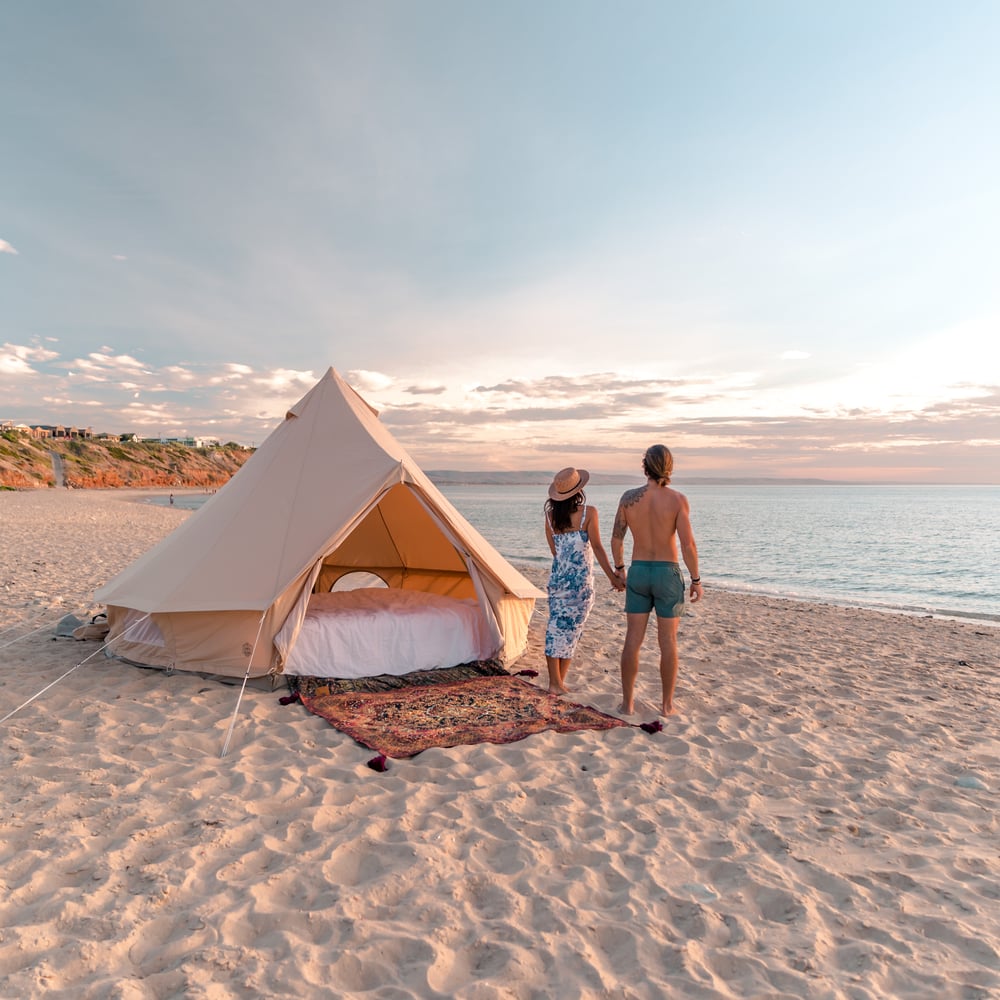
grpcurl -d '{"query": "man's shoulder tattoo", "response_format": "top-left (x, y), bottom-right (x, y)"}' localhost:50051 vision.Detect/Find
top-left (613, 486), bottom-right (646, 540)
top-left (620, 485), bottom-right (647, 508)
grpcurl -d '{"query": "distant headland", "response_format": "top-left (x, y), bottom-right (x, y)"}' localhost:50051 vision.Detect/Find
top-left (0, 433), bottom-right (253, 490)
top-left (425, 470), bottom-right (841, 487)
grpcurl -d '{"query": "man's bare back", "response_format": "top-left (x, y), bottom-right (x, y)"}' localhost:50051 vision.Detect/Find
top-left (612, 483), bottom-right (693, 562)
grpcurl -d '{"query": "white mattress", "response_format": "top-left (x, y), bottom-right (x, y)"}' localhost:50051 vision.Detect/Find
top-left (276, 588), bottom-right (493, 678)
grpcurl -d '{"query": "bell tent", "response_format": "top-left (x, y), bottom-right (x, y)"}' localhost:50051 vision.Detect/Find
top-left (95, 368), bottom-right (543, 679)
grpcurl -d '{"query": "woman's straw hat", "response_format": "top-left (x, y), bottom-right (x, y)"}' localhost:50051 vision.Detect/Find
top-left (548, 467), bottom-right (590, 501)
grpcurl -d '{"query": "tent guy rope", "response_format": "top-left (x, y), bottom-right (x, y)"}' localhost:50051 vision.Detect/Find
top-left (0, 614), bottom-right (69, 650)
top-left (219, 611), bottom-right (269, 758)
top-left (0, 613), bottom-right (151, 726)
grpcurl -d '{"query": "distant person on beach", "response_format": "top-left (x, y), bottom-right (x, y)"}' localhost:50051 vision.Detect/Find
top-left (611, 445), bottom-right (703, 716)
top-left (544, 467), bottom-right (624, 695)
top-left (169, 493), bottom-right (174, 505)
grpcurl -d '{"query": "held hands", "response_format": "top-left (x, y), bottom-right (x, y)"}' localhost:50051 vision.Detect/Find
top-left (609, 567), bottom-right (627, 592)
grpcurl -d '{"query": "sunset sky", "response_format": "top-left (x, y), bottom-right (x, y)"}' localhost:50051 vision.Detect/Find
top-left (2, 3), bottom-right (998, 482)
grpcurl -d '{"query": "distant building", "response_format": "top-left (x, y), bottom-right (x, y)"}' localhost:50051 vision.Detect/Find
top-left (4, 420), bottom-right (227, 448)
top-left (148, 436), bottom-right (222, 448)
top-left (29, 424), bottom-right (93, 440)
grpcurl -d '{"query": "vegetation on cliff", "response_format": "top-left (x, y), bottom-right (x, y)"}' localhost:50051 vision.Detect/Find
top-left (0, 432), bottom-right (253, 489)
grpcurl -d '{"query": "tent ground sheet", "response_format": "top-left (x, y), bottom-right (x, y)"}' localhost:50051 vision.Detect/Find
top-left (286, 662), bottom-right (630, 759)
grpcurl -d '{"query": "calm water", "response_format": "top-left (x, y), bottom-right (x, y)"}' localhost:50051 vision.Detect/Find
top-left (150, 485), bottom-right (1000, 623)
top-left (445, 483), bottom-right (1000, 624)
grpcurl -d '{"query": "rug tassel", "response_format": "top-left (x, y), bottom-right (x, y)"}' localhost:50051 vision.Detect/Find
top-left (639, 720), bottom-right (663, 734)
top-left (367, 753), bottom-right (389, 772)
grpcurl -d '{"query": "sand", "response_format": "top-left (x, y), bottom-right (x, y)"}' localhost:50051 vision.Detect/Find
top-left (0, 488), bottom-right (997, 999)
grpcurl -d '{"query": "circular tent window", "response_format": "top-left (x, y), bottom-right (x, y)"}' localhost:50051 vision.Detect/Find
top-left (331, 571), bottom-right (389, 592)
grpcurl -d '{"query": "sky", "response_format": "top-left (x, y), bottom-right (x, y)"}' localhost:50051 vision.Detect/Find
top-left (2, 2), bottom-right (998, 483)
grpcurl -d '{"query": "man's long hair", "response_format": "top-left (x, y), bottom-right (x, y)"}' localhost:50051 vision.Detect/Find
top-left (643, 445), bottom-right (673, 485)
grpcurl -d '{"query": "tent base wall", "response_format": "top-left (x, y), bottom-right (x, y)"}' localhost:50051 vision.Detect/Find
top-left (105, 605), bottom-right (278, 679)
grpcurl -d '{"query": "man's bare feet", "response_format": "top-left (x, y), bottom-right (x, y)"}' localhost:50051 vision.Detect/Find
top-left (659, 703), bottom-right (676, 716)
top-left (617, 702), bottom-right (635, 716)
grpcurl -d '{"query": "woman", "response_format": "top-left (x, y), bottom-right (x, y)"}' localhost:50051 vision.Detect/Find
top-left (544, 466), bottom-right (623, 694)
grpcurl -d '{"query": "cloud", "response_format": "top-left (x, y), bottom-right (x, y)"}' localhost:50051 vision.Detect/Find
top-left (405, 383), bottom-right (447, 395)
top-left (780, 350), bottom-right (811, 360)
top-left (76, 350), bottom-right (150, 374)
top-left (208, 363), bottom-right (257, 386)
top-left (473, 374), bottom-right (694, 399)
top-left (347, 369), bottom-right (395, 392)
top-left (250, 368), bottom-right (317, 395)
top-left (384, 401), bottom-right (617, 427)
top-left (0, 342), bottom-right (60, 374)
top-left (2, 348), bottom-right (997, 481)
top-left (0, 239), bottom-right (18, 255)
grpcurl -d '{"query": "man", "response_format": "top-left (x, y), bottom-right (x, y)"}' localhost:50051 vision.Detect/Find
top-left (611, 444), bottom-right (703, 716)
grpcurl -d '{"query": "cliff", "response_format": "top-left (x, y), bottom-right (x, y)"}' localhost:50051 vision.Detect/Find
top-left (0, 434), bottom-right (253, 490)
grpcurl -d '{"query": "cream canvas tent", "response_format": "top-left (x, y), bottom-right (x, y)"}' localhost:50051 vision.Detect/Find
top-left (95, 368), bottom-right (543, 679)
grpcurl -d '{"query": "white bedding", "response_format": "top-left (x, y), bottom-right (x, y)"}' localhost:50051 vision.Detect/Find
top-left (276, 588), bottom-right (494, 678)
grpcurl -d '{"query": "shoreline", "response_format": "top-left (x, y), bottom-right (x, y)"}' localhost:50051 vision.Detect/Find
top-left (132, 488), bottom-right (1000, 628)
top-left (2, 485), bottom-right (996, 637)
top-left (1, 488), bottom-right (998, 997)
top-left (515, 558), bottom-right (1000, 630)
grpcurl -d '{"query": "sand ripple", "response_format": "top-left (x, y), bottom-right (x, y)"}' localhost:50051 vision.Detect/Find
top-left (1, 489), bottom-right (998, 998)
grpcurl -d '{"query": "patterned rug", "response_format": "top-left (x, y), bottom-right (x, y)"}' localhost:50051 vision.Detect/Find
top-left (288, 669), bottom-right (631, 759)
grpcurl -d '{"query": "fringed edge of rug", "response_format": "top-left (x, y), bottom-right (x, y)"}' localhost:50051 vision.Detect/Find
top-left (360, 714), bottom-right (663, 772)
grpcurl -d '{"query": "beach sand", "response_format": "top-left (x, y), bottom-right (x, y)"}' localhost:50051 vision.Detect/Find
top-left (1, 488), bottom-right (997, 998)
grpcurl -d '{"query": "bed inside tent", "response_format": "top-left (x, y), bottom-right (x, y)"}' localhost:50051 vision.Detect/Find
top-left (272, 482), bottom-right (500, 679)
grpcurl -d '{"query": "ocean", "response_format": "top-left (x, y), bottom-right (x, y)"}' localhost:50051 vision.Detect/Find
top-left (149, 484), bottom-right (1000, 624)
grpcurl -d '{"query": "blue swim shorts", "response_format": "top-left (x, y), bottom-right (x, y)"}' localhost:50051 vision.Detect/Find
top-left (624, 561), bottom-right (685, 618)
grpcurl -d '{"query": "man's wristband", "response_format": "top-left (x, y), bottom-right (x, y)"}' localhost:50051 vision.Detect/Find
top-left (614, 564), bottom-right (625, 571)
top-left (691, 577), bottom-right (701, 584)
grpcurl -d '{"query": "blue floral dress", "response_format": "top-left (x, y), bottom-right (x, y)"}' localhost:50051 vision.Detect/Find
top-left (545, 506), bottom-right (596, 658)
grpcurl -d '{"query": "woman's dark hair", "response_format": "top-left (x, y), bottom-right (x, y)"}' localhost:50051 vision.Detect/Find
top-left (545, 491), bottom-right (585, 532)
